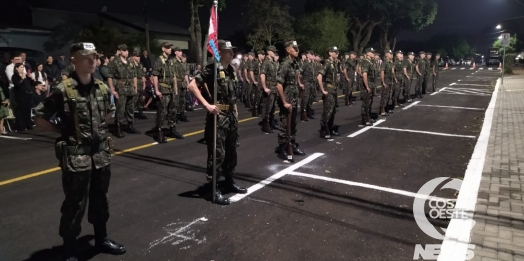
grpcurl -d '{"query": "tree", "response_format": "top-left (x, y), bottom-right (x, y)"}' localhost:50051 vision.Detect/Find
top-left (43, 20), bottom-right (86, 53)
top-left (295, 9), bottom-right (350, 55)
top-left (245, 0), bottom-right (295, 51)
top-left (493, 35), bottom-right (517, 53)
top-left (452, 39), bottom-right (476, 59)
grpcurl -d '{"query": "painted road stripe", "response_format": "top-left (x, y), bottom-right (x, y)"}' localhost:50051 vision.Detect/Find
top-left (287, 171), bottom-right (449, 201)
top-left (347, 119), bottom-right (386, 138)
top-left (402, 101), bottom-right (420, 110)
top-left (438, 78), bottom-right (501, 261)
top-left (431, 87), bottom-right (447, 95)
top-left (460, 68), bottom-right (465, 70)
top-left (450, 83), bottom-right (490, 86)
top-left (417, 104), bottom-right (485, 111)
top-left (439, 92), bottom-right (490, 96)
top-left (229, 153), bottom-right (325, 203)
top-left (371, 127), bottom-right (476, 138)
top-left (451, 68), bottom-right (457, 70)
top-left (446, 88), bottom-right (491, 94)
top-left (0, 136), bottom-right (32, 140)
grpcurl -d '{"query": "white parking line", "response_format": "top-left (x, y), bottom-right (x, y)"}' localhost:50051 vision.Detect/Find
top-left (438, 92), bottom-right (490, 96)
top-left (450, 83), bottom-right (489, 86)
top-left (0, 136), bottom-right (32, 140)
top-left (347, 119), bottom-right (386, 138)
top-left (371, 127), bottom-right (476, 138)
top-left (431, 87), bottom-right (447, 95)
top-left (287, 171), bottom-right (449, 201)
top-left (229, 153), bottom-right (325, 203)
top-left (460, 68), bottom-right (465, 70)
top-left (402, 101), bottom-right (420, 110)
top-left (417, 104), bottom-right (485, 111)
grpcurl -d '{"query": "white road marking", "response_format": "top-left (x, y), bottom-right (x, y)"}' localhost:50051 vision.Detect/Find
top-left (417, 104), bottom-right (484, 111)
top-left (438, 78), bottom-right (501, 261)
top-left (229, 153), bottom-right (325, 202)
top-left (347, 119), bottom-right (386, 138)
top-left (460, 68), bottom-right (465, 70)
top-left (451, 68), bottom-right (457, 70)
top-left (446, 88), bottom-right (492, 94)
top-left (458, 80), bottom-right (461, 81)
top-left (287, 171), bottom-right (449, 201)
top-left (402, 101), bottom-right (420, 110)
top-left (431, 87), bottom-right (447, 95)
top-left (450, 83), bottom-right (456, 86)
top-left (0, 136), bottom-right (32, 140)
top-left (488, 68), bottom-right (493, 70)
top-left (371, 126), bottom-right (476, 139)
top-left (450, 83), bottom-right (490, 86)
top-left (146, 217), bottom-right (208, 252)
top-left (479, 68), bottom-right (484, 70)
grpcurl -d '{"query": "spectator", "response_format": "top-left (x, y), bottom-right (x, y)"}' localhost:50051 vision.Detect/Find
top-left (30, 63), bottom-right (49, 94)
top-left (20, 52), bottom-right (32, 74)
top-left (93, 56), bottom-right (103, 81)
top-left (0, 53), bottom-right (9, 95)
top-left (0, 75), bottom-right (8, 134)
top-left (140, 50), bottom-right (152, 72)
top-left (6, 54), bottom-right (24, 88)
top-left (56, 53), bottom-right (67, 70)
top-left (43, 55), bottom-right (60, 88)
top-left (31, 81), bottom-right (46, 108)
top-left (109, 55), bottom-right (115, 62)
top-left (99, 56), bottom-right (110, 84)
top-left (193, 64), bottom-right (202, 76)
top-left (65, 57), bottom-right (75, 75)
top-left (11, 63), bottom-right (33, 131)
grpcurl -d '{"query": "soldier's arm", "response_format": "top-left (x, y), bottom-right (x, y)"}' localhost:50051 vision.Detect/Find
top-left (189, 66), bottom-right (218, 114)
top-left (152, 59), bottom-right (162, 96)
top-left (250, 69), bottom-right (256, 84)
top-left (317, 63), bottom-right (327, 94)
top-left (276, 62), bottom-right (289, 105)
top-left (404, 67), bottom-right (409, 79)
top-left (380, 63), bottom-right (386, 85)
top-left (416, 64), bottom-right (422, 76)
top-left (260, 62), bottom-right (268, 90)
top-left (34, 88), bottom-right (63, 134)
top-left (107, 62), bottom-right (117, 94)
top-left (392, 67), bottom-right (397, 83)
top-left (243, 68), bottom-right (250, 83)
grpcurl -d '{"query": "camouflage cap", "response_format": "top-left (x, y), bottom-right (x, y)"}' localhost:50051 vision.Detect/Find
top-left (118, 44), bottom-right (128, 51)
top-left (395, 50), bottom-right (403, 55)
top-left (426, 52), bottom-right (433, 55)
top-left (408, 52), bottom-right (415, 56)
top-left (218, 40), bottom-right (236, 50)
top-left (256, 49), bottom-right (265, 55)
top-left (266, 46), bottom-right (277, 52)
top-left (248, 52), bottom-right (255, 56)
top-left (304, 50), bottom-right (314, 55)
top-left (284, 40), bottom-right (299, 48)
top-left (173, 46), bottom-right (182, 52)
top-left (435, 53), bottom-right (441, 56)
top-left (419, 51), bottom-right (426, 55)
top-left (364, 47), bottom-right (375, 54)
top-left (161, 42), bottom-right (173, 48)
top-left (349, 51), bottom-right (357, 55)
top-left (385, 49), bottom-right (393, 54)
top-left (70, 42), bottom-right (97, 56)
top-left (132, 50), bottom-right (140, 56)
top-left (328, 46), bottom-right (339, 53)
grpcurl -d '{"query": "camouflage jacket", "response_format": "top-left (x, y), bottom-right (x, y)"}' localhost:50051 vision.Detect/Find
top-left (152, 54), bottom-right (176, 93)
top-left (343, 58), bottom-right (357, 77)
top-left (108, 57), bottom-right (136, 87)
top-left (131, 61), bottom-right (145, 80)
top-left (431, 60), bottom-right (440, 74)
top-left (394, 59), bottom-right (406, 81)
top-left (416, 58), bottom-right (427, 75)
top-left (260, 57), bottom-right (279, 84)
top-left (34, 73), bottom-right (114, 172)
top-left (424, 58), bottom-right (432, 72)
top-left (299, 60), bottom-right (316, 83)
top-left (249, 59), bottom-right (263, 80)
top-left (360, 58), bottom-right (379, 86)
top-left (381, 59), bottom-right (395, 84)
top-left (277, 57), bottom-right (299, 95)
top-left (174, 58), bottom-right (188, 84)
top-left (404, 59), bottom-right (417, 79)
top-left (319, 58), bottom-right (338, 86)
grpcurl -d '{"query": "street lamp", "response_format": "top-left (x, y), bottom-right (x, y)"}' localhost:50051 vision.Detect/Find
top-left (496, 24), bottom-right (502, 29)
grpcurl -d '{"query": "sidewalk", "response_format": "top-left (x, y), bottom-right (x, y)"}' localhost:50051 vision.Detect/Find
top-left (471, 76), bottom-right (524, 261)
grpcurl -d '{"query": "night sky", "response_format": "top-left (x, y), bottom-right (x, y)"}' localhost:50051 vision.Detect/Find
top-left (39, 0), bottom-right (524, 51)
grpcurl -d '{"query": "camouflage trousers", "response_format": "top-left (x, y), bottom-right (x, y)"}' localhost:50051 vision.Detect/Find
top-left (135, 89), bottom-right (146, 110)
top-left (156, 89), bottom-right (178, 128)
top-left (245, 82), bottom-right (253, 106)
top-left (277, 89), bottom-right (299, 145)
top-left (115, 87), bottom-right (137, 124)
top-left (59, 164), bottom-right (111, 238)
top-left (300, 82), bottom-right (316, 113)
top-left (177, 82), bottom-right (187, 114)
top-left (361, 85), bottom-right (374, 116)
top-left (416, 74), bottom-right (425, 93)
top-left (404, 78), bottom-right (414, 99)
top-left (261, 86), bottom-right (277, 121)
top-left (392, 79), bottom-right (405, 102)
top-left (321, 86), bottom-right (337, 128)
top-left (344, 77), bottom-right (355, 102)
top-left (253, 82), bottom-right (262, 109)
top-left (205, 112), bottom-right (238, 179)
top-left (380, 83), bottom-right (393, 108)
top-left (431, 73), bottom-right (439, 91)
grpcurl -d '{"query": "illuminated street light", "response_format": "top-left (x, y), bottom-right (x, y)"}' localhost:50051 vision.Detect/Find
top-left (499, 35), bottom-right (503, 39)
top-left (237, 54), bottom-right (242, 59)
top-left (496, 24), bottom-right (502, 29)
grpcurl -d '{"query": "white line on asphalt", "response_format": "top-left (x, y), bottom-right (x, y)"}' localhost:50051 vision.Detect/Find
top-left (460, 68), bottom-right (465, 70)
top-left (287, 171), bottom-right (449, 201)
top-left (0, 136), bottom-right (32, 140)
top-left (229, 153), bottom-right (325, 203)
top-left (450, 83), bottom-right (456, 86)
top-left (402, 101), bottom-right (420, 110)
top-left (451, 68), bottom-right (457, 70)
top-left (417, 104), bottom-right (485, 111)
top-left (438, 92), bottom-right (490, 96)
top-left (347, 119), bottom-right (386, 138)
top-left (146, 216), bottom-right (208, 252)
top-left (446, 88), bottom-right (492, 94)
top-left (458, 80), bottom-right (461, 81)
top-left (431, 87), bottom-right (447, 95)
top-left (371, 127), bottom-right (476, 138)
top-left (449, 83), bottom-right (490, 86)
top-left (438, 78), bottom-right (501, 261)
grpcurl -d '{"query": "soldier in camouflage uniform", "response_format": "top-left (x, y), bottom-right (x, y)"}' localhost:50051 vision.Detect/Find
top-left (415, 51), bottom-right (427, 98)
top-left (380, 50), bottom-right (394, 116)
top-left (238, 55), bottom-right (249, 102)
top-left (275, 41), bottom-right (306, 161)
top-left (249, 50), bottom-right (265, 117)
top-left (343, 51), bottom-right (357, 106)
top-left (359, 48), bottom-right (378, 126)
top-left (131, 51), bottom-right (148, 119)
top-left (260, 46), bottom-right (279, 133)
top-left (243, 53), bottom-right (254, 108)
top-left (431, 53), bottom-right (440, 92)
top-left (299, 50), bottom-right (317, 121)
top-left (317, 46), bottom-right (341, 139)
top-left (403, 52), bottom-right (417, 103)
top-left (424, 52), bottom-right (433, 93)
top-left (173, 47), bottom-right (190, 122)
top-left (152, 42), bottom-right (184, 143)
top-left (188, 40), bottom-right (247, 205)
top-left (107, 44), bottom-right (140, 138)
top-left (34, 42), bottom-right (126, 261)
top-left (392, 50), bottom-right (406, 108)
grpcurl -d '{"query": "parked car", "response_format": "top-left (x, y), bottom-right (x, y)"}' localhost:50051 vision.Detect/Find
top-left (487, 58), bottom-right (500, 66)
top-left (463, 59), bottom-right (472, 66)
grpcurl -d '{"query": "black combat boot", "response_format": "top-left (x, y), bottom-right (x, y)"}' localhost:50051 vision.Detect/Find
top-left (127, 122), bottom-right (141, 134)
top-left (214, 185), bottom-right (230, 205)
top-left (291, 142), bottom-right (306, 156)
top-left (115, 123), bottom-right (125, 138)
top-left (168, 126), bottom-right (184, 139)
top-left (225, 178), bottom-right (248, 194)
top-left (157, 128), bottom-right (167, 143)
top-left (179, 113), bottom-right (189, 122)
top-left (277, 143), bottom-right (291, 161)
top-left (94, 224), bottom-right (126, 255)
top-left (62, 237), bottom-right (78, 261)
top-left (136, 109), bottom-right (148, 119)
top-left (300, 111), bottom-right (308, 122)
top-left (330, 126), bottom-right (340, 136)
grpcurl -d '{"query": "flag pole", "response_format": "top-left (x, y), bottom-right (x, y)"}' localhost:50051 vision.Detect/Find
top-left (212, 0), bottom-right (218, 204)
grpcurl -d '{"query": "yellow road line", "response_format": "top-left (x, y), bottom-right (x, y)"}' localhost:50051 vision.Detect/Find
top-left (0, 90), bottom-right (359, 186)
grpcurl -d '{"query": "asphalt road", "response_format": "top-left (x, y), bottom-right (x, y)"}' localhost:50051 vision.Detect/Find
top-left (0, 67), bottom-right (500, 261)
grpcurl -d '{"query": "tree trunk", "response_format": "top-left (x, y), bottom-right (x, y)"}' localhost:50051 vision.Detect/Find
top-left (391, 37), bottom-right (397, 51)
top-left (195, 0), bottom-right (202, 65)
top-left (188, 0), bottom-right (203, 64)
top-left (360, 21), bottom-right (378, 52)
top-left (202, 35), bottom-right (208, 66)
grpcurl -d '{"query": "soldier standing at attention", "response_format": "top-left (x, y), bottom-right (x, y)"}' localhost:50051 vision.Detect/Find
top-left (107, 44), bottom-right (140, 138)
top-left (359, 48), bottom-right (377, 127)
top-left (424, 52), bottom-right (433, 93)
top-left (131, 51), bottom-right (148, 119)
top-left (34, 42), bottom-right (126, 261)
top-left (275, 41), bottom-right (306, 160)
top-left (188, 40), bottom-right (247, 205)
top-left (343, 51), bottom-right (357, 106)
top-left (317, 46), bottom-right (340, 139)
top-left (152, 42), bottom-right (184, 143)
top-left (380, 50), bottom-right (394, 116)
top-left (243, 52), bottom-right (254, 108)
top-left (403, 52), bottom-right (416, 103)
top-left (431, 53), bottom-right (441, 92)
top-left (249, 50), bottom-right (265, 117)
top-left (392, 50), bottom-right (406, 108)
top-left (173, 47), bottom-right (190, 122)
top-left (260, 46), bottom-right (279, 133)
top-left (238, 55), bottom-right (248, 103)
top-left (415, 51), bottom-right (426, 98)
top-left (299, 50), bottom-right (317, 121)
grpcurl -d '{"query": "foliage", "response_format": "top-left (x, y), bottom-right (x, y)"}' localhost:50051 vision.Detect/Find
top-left (451, 39), bottom-right (476, 59)
top-left (245, 0), bottom-right (295, 51)
top-left (43, 20), bottom-right (85, 53)
top-left (493, 35), bottom-right (517, 53)
top-left (295, 9), bottom-right (349, 55)
top-left (503, 53), bottom-right (517, 74)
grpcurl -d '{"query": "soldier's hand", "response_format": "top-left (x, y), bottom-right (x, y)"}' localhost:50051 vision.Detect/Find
top-left (284, 102), bottom-right (292, 111)
top-left (383, 83), bottom-right (387, 88)
top-left (322, 90), bottom-right (328, 95)
top-left (299, 83), bottom-right (304, 89)
top-left (112, 91), bottom-right (119, 100)
top-left (264, 88), bottom-right (270, 94)
top-left (156, 90), bottom-right (162, 98)
top-left (206, 104), bottom-right (220, 115)
top-left (366, 88), bottom-right (371, 93)
top-left (254, 81), bottom-right (258, 85)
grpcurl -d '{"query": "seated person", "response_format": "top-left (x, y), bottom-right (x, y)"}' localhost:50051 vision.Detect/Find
top-left (32, 81), bottom-right (47, 108)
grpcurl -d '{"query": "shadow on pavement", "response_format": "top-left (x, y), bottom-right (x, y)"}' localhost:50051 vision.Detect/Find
top-left (23, 235), bottom-right (100, 261)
